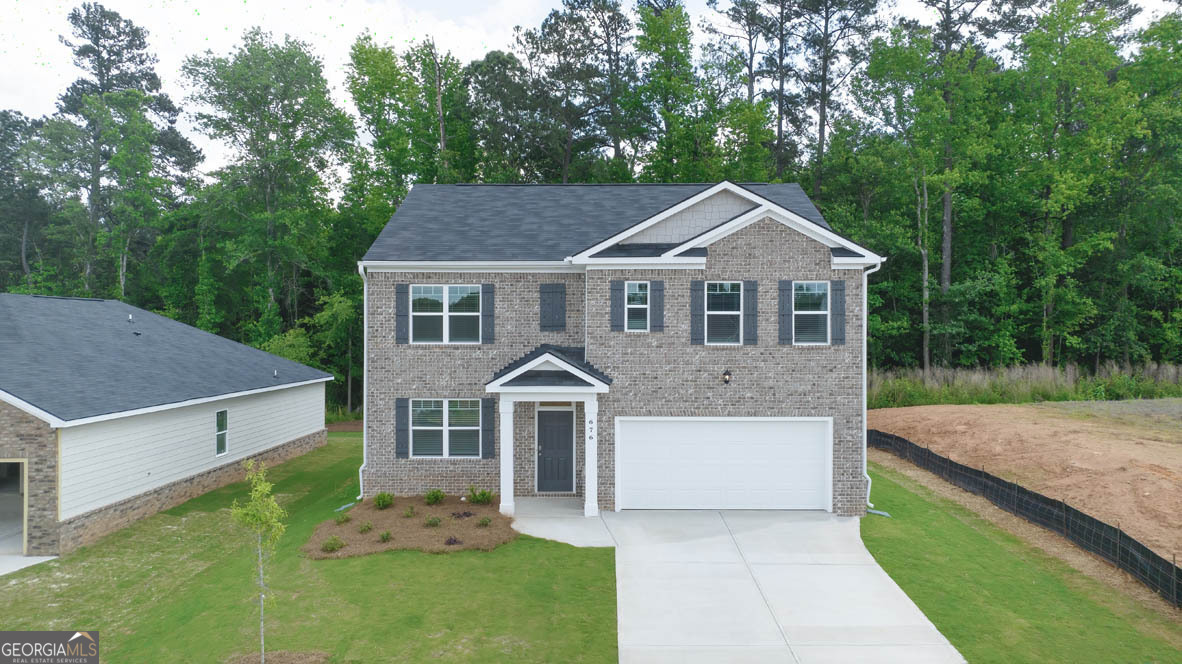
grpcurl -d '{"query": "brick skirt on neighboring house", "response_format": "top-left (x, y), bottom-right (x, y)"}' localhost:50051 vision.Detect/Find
top-left (48, 429), bottom-right (327, 555)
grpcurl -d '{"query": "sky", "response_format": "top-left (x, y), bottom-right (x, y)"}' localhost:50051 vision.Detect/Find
top-left (0, 0), bottom-right (1176, 175)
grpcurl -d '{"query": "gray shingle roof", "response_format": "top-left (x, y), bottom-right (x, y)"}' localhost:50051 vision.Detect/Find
top-left (363, 182), bottom-right (830, 262)
top-left (0, 294), bottom-right (332, 423)
top-left (488, 344), bottom-right (612, 386)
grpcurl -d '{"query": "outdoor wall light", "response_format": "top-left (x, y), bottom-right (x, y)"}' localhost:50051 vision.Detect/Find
top-left (722, 369), bottom-right (733, 385)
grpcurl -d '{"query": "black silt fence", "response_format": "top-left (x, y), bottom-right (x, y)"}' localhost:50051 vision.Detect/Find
top-left (868, 429), bottom-right (1182, 609)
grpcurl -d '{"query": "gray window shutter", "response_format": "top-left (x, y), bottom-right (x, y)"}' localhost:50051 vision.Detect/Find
top-left (395, 283), bottom-right (409, 344)
top-left (539, 283), bottom-right (567, 331)
top-left (610, 280), bottom-right (625, 331)
top-left (395, 397), bottom-right (409, 458)
top-left (690, 280), bottom-right (705, 345)
top-left (650, 280), bottom-right (665, 332)
top-left (743, 280), bottom-right (758, 345)
top-left (481, 398), bottom-right (496, 459)
top-left (779, 280), bottom-right (793, 345)
top-left (830, 279), bottom-right (846, 345)
top-left (481, 283), bottom-right (495, 343)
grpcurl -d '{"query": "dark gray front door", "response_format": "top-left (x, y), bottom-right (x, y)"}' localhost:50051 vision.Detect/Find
top-left (537, 409), bottom-right (574, 492)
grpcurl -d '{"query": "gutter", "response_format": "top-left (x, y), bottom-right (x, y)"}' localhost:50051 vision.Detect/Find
top-left (863, 260), bottom-right (884, 508)
top-left (357, 262), bottom-right (368, 500)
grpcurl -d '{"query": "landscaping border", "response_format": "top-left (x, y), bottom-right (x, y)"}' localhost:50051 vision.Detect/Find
top-left (868, 429), bottom-right (1181, 609)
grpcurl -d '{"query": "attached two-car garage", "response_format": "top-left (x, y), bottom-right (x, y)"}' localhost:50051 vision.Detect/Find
top-left (615, 417), bottom-right (833, 511)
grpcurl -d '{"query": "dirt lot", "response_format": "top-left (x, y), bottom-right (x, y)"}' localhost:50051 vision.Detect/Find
top-left (869, 399), bottom-right (1182, 559)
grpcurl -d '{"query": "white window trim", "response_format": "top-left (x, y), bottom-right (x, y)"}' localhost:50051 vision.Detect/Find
top-left (215, 409), bottom-right (229, 457)
top-left (705, 280), bottom-right (743, 346)
top-left (625, 281), bottom-right (649, 333)
top-left (793, 280), bottom-right (831, 346)
top-left (410, 398), bottom-right (483, 458)
top-left (410, 284), bottom-right (481, 345)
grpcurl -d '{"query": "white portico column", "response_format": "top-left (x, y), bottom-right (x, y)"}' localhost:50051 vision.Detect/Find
top-left (499, 397), bottom-right (515, 516)
top-left (584, 396), bottom-right (599, 517)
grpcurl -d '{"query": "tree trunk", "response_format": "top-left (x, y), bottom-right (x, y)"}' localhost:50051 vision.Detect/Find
top-left (258, 532), bottom-right (265, 664)
top-left (119, 235), bottom-right (130, 300)
top-left (432, 46), bottom-right (448, 180)
top-left (21, 216), bottom-right (31, 286)
top-left (813, 15), bottom-right (831, 200)
top-left (915, 170), bottom-right (931, 379)
top-left (346, 334), bottom-right (353, 413)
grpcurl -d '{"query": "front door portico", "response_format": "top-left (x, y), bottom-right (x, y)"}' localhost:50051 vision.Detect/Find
top-left (484, 345), bottom-right (611, 518)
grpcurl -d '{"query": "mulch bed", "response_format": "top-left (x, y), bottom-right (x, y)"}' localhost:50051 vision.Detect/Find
top-left (304, 494), bottom-right (516, 558)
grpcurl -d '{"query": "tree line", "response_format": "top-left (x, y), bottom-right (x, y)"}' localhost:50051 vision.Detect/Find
top-left (1, 0), bottom-right (1178, 410)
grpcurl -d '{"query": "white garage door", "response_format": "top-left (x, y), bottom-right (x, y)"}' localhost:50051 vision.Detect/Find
top-left (617, 417), bottom-right (832, 510)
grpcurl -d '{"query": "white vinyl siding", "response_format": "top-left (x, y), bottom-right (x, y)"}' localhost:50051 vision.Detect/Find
top-left (58, 382), bottom-right (325, 520)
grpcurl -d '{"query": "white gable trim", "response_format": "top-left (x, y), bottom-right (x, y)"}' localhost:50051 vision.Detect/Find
top-left (0, 377), bottom-right (334, 429)
top-left (486, 353), bottom-right (610, 393)
top-left (569, 181), bottom-right (757, 261)
top-left (659, 203), bottom-right (884, 263)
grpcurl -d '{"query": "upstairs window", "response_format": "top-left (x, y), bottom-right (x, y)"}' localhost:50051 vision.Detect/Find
top-left (215, 410), bottom-right (228, 456)
top-left (793, 281), bottom-right (829, 344)
top-left (626, 281), bottom-right (649, 332)
top-left (705, 281), bottom-right (742, 344)
top-left (411, 399), bottom-right (481, 457)
top-left (411, 285), bottom-right (481, 343)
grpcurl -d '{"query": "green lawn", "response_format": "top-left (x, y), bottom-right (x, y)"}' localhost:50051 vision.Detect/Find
top-left (0, 433), bottom-right (617, 663)
top-left (862, 463), bottom-right (1182, 664)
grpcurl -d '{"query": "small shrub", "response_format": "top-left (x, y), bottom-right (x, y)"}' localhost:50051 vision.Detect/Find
top-left (334, 512), bottom-right (351, 525)
top-left (445, 536), bottom-right (462, 546)
top-left (359, 522), bottom-right (373, 534)
top-left (320, 535), bottom-right (345, 553)
top-left (403, 506), bottom-right (416, 518)
top-left (379, 531), bottom-right (391, 543)
top-left (373, 492), bottom-right (394, 510)
top-left (424, 516), bottom-right (441, 528)
top-left (466, 486), bottom-right (494, 505)
top-left (477, 517), bottom-right (492, 528)
top-left (424, 489), bottom-right (446, 505)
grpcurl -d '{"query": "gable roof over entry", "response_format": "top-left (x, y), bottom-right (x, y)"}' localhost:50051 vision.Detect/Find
top-left (0, 294), bottom-right (332, 427)
top-left (362, 183), bottom-right (829, 262)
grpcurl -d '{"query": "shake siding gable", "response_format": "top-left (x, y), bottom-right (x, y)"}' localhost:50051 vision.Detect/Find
top-left (58, 382), bottom-right (325, 520)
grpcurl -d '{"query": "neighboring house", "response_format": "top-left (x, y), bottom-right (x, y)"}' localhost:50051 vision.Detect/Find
top-left (0, 294), bottom-right (332, 556)
top-left (358, 181), bottom-right (884, 518)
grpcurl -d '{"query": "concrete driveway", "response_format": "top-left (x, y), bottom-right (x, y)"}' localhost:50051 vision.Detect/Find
top-left (601, 510), bottom-right (964, 664)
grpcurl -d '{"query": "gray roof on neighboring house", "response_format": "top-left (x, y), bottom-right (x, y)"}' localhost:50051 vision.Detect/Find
top-left (0, 294), bottom-right (332, 423)
top-left (363, 182), bottom-right (830, 262)
top-left (488, 344), bottom-right (612, 386)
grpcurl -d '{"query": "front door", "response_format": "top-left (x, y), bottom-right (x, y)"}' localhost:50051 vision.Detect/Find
top-left (537, 409), bottom-right (575, 492)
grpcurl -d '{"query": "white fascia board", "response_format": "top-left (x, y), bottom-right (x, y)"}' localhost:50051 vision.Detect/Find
top-left (359, 260), bottom-right (582, 273)
top-left (570, 181), bottom-right (756, 260)
top-left (660, 204), bottom-right (885, 263)
top-left (572, 256), bottom-right (706, 267)
top-left (4, 377), bottom-right (333, 429)
top-left (0, 390), bottom-right (68, 428)
top-left (585, 262), bottom-right (706, 270)
top-left (486, 353), bottom-right (610, 392)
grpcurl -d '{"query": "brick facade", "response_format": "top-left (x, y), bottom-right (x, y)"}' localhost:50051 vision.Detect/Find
top-left (0, 400), bottom-right (59, 555)
top-left (0, 399), bottom-right (327, 556)
top-left (365, 216), bottom-right (868, 516)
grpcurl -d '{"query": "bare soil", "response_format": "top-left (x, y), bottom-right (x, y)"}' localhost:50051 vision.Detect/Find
top-left (304, 495), bottom-right (516, 558)
top-left (869, 399), bottom-right (1182, 559)
top-left (870, 451), bottom-right (1182, 629)
top-left (326, 419), bottom-right (362, 432)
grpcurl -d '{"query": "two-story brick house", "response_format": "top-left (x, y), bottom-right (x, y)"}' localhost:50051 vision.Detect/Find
top-left (358, 181), bottom-right (884, 518)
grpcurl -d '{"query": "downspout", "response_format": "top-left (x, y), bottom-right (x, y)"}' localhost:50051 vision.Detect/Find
top-left (863, 261), bottom-right (883, 508)
top-left (356, 262), bottom-right (368, 500)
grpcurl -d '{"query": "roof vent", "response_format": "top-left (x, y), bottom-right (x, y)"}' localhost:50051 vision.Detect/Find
top-left (273, 369), bottom-right (278, 378)
top-left (128, 313), bottom-right (133, 323)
